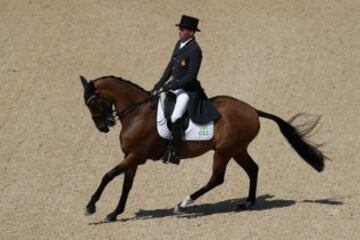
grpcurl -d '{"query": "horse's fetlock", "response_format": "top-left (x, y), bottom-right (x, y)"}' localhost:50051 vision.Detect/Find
top-left (215, 177), bottom-right (224, 186)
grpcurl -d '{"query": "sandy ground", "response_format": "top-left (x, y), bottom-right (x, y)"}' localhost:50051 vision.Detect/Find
top-left (1, 0), bottom-right (359, 239)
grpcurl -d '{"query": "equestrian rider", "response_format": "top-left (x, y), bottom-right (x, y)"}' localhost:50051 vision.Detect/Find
top-left (152, 15), bottom-right (221, 164)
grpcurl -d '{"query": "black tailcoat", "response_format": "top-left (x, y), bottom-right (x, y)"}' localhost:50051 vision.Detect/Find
top-left (156, 37), bottom-right (221, 124)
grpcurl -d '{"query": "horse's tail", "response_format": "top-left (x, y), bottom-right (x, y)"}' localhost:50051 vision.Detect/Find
top-left (257, 110), bottom-right (327, 172)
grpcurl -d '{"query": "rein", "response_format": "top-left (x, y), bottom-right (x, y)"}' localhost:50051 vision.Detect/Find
top-left (86, 81), bottom-right (164, 121)
top-left (116, 91), bottom-right (161, 120)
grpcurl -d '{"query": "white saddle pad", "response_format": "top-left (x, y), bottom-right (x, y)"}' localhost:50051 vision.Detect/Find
top-left (156, 100), bottom-right (214, 141)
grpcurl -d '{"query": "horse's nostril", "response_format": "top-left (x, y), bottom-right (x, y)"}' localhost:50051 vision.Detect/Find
top-left (101, 127), bottom-right (109, 133)
top-left (106, 117), bottom-right (116, 127)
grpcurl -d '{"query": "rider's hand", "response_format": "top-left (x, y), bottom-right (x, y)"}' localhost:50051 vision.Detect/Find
top-left (152, 82), bottom-right (162, 92)
top-left (150, 89), bottom-right (157, 95)
top-left (162, 83), bottom-right (172, 91)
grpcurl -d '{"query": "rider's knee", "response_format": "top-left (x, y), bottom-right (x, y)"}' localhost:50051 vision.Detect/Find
top-left (171, 113), bottom-right (181, 123)
top-left (178, 92), bottom-right (190, 102)
top-left (170, 90), bottom-right (189, 122)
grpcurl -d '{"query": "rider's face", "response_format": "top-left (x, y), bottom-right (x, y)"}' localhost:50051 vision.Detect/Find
top-left (178, 27), bottom-right (194, 42)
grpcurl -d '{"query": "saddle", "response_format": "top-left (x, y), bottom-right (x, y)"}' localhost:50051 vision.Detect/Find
top-left (154, 91), bottom-right (214, 141)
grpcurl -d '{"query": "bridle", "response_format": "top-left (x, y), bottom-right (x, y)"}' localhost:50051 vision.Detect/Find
top-left (86, 93), bottom-right (116, 122)
top-left (86, 90), bottom-right (163, 122)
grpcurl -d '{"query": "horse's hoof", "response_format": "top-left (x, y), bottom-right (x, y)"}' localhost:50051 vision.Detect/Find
top-left (173, 203), bottom-right (186, 214)
top-left (104, 213), bottom-right (117, 222)
top-left (84, 205), bottom-right (96, 216)
top-left (246, 198), bottom-right (256, 205)
top-left (237, 201), bottom-right (253, 211)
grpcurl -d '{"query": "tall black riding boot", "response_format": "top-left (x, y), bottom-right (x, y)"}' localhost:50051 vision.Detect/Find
top-left (163, 119), bottom-right (183, 164)
top-left (171, 119), bottom-right (183, 163)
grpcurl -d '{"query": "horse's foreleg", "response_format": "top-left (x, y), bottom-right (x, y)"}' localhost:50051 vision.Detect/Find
top-left (84, 154), bottom-right (138, 216)
top-left (84, 165), bottom-right (124, 216)
top-left (233, 150), bottom-right (259, 207)
top-left (174, 152), bottom-right (230, 214)
top-left (104, 166), bottom-right (138, 222)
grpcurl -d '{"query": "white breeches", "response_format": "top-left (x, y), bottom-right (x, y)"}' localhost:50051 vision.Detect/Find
top-left (170, 89), bottom-right (190, 122)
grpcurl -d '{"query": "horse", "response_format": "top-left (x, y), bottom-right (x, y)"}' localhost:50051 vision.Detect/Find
top-left (80, 75), bottom-right (327, 222)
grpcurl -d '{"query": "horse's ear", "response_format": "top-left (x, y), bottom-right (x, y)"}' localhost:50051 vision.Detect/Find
top-left (80, 75), bottom-right (93, 101)
top-left (80, 75), bottom-right (88, 89)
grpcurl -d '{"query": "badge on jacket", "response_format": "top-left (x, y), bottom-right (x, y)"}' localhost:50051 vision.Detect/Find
top-left (180, 59), bottom-right (187, 67)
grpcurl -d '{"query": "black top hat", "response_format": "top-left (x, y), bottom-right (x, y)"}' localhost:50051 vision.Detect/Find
top-left (176, 15), bottom-right (201, 32)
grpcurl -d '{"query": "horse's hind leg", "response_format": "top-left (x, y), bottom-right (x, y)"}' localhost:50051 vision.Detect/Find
top-left (233, 149), bottom-right (259, 206)
top-left (174, 152), bottom-right (230, 214)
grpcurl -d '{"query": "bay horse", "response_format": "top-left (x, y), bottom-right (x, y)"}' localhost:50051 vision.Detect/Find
top-left (80, 75), bottom-right (326, 222)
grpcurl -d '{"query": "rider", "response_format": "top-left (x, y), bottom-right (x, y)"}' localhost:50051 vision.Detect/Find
top-left (152, 15), bottom-right (221, 164)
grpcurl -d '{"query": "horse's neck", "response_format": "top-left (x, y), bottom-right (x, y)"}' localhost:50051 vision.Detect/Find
top-left (95, 78), bottom-right (149, 112)
top-left (114, 88), bottom-right (148, 112)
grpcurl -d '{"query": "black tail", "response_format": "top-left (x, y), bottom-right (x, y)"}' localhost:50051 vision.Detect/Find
top-left (257, 110), bottom-right (327, 172)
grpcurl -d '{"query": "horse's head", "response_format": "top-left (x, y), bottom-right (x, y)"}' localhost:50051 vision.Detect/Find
top-left (80, 75), bottom-right (116, 133)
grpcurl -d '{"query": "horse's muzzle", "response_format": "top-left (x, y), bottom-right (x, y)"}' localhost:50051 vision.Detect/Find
top-left (106, 116), bottom-right (116, 127)
top-left (99, 126), bottom-right (110, 133)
